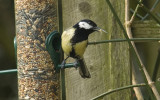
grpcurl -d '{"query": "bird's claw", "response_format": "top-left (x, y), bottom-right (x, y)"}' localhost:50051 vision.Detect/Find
top-left (60, 60), bottom-right (66, 69)
top-left (73, 61), bottom-right (79, 69)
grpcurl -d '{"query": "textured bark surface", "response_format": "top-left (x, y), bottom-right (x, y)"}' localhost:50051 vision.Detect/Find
top-left (62, 0), bottom-right (131, 100)
top-left (15, 0), bottom-right (60, 99)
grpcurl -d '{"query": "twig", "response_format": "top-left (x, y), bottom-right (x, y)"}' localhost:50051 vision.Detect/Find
top-left (125, 0), bottom-right (145, 99)
top-left (132, 65), bottom-right (144, 100)
top-left (130, 9), bottom-right (144, 19)
top-left (125, 0), bottom-right (160, 99)
top-left (105, 0), bottom-right (160, 99)
top-left (130, 3), bottom-right (141, 24)
top-left (91, 84), bottom-right (146, 100)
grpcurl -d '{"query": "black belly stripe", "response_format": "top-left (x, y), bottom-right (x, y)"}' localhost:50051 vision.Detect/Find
top-left (70, 46), bottom-right (80, 59)
top-left (70, 46), bottom-right (76, 58)
top-left (69, 28), bottom-right (93, 59)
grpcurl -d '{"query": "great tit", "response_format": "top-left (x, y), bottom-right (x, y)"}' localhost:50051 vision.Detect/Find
top-left (61, 19), bottom-right (107, 78)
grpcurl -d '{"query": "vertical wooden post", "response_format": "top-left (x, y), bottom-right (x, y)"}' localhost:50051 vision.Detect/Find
top-left (62, 0), bottom-right (131, 100)
top-left (15, 0), bottom-right (60, 99)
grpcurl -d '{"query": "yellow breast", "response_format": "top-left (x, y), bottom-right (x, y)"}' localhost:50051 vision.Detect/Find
top-left (73, 40), bottom-right (87, 58)
top-left (61, 28), bottom-right (75, 56)
top-left (61, 28), bottom-right (88, 58)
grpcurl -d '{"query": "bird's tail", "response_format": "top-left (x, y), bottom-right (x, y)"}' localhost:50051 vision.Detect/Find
top-left (77, 58), bottom-right (91, 78)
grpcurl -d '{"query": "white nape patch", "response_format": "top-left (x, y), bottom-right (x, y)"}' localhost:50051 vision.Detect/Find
top-left (78, 22), bottom-right (93, 29)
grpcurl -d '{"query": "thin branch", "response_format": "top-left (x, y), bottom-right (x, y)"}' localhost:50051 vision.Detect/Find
top-left (105, 0), bottom-right (160, 99)
top-left (130, 3), bottom-right (141, 24)
top-left (125, 0), bottom-right (160, 99)
top-left (130, 8), bottom-right (144, 19)
top-left (91, 84), bottom-right (146, 100)
top-left (132, 65), bottom-right (144, 100)
top-left (125, 0), bottom-right (144, 99)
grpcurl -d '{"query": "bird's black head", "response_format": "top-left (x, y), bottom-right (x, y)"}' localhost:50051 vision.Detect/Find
top-left (71, 19), bottom-right (107, 44)
top-left (73, 19), bottom-right (99, 34)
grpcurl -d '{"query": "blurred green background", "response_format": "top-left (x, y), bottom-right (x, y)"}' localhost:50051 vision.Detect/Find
top-left (0, 0), bottom-right (17, 100)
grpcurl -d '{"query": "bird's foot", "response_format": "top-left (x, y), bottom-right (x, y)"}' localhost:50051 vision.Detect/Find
top-left (73, 61), bottom-right (79, 69)
top-left (60, 56), bottom-right (69, 69)
top-left (60, 60), bottom-right (66, 69)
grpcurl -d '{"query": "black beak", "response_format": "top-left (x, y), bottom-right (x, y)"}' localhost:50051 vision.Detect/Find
top-left (94, 27), bottom-right (108, 34)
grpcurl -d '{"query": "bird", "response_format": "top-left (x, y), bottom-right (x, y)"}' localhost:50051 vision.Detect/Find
top-left (61, 19), bottom-right (107, 78)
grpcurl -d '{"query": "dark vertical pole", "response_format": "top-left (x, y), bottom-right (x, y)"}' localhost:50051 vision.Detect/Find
top-left (58, 0), bottom-right (66, 99)
top-left (15, 0), bottom-right (60, 99)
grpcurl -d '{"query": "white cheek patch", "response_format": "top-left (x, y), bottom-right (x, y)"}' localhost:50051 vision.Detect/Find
top-left (79, 22), bottom-right (93, 29)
